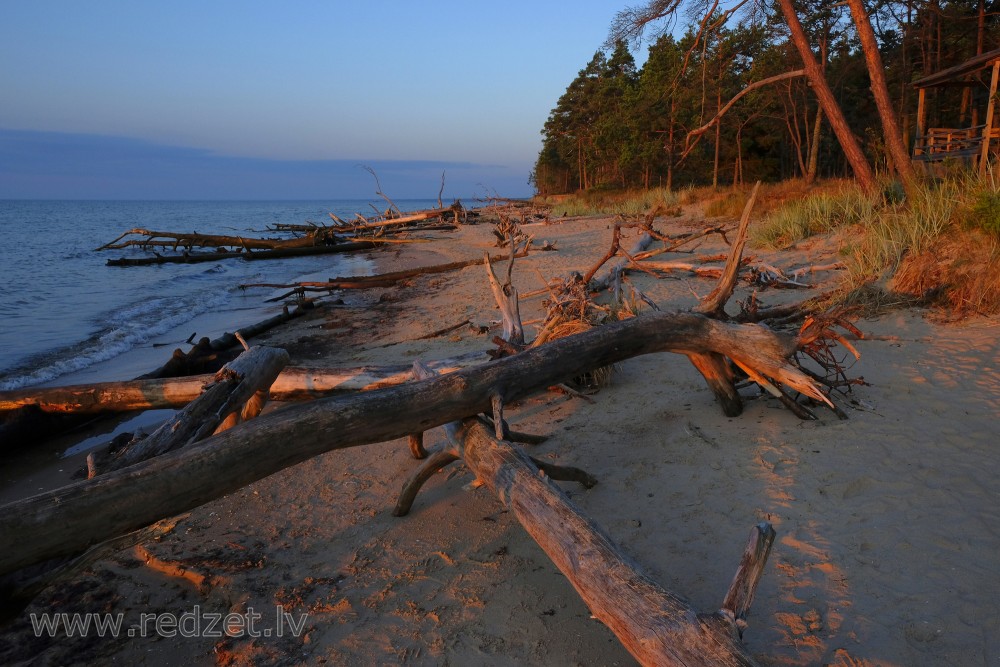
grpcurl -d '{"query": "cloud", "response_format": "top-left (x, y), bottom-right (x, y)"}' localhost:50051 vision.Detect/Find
top-left (0, 129), bottom-right (532, 199)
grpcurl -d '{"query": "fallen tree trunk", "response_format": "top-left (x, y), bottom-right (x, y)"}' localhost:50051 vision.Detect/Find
top-left (0, 351), bottom-right (492, 415)
top-left (97, 228), bottom-right (325, 252)
top-left (100, 346), bottom-right (289, 473)
top-left (330, 205), bottom-right (460, 232)
top-left (394, 364), bottom-right (769, 664)
top-left (105, 240), bottom-right (379, 267)
top-left (0, 309), bottom-right (831, 576)
top-left (0, 302), bottom-right (322, 449)
top-left (453, 418), bottom-right (765, 666)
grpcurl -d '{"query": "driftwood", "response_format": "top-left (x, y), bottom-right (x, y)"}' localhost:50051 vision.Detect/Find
top-left (141, 300), bottom-right (319, 380)
top-left (0, 301), bottom-right (320, 449)
top-left (96, 228), bottom-right (329, 252)
top-left (0, 351), bottom-right (493, 415)
top-left (0, 308), bottom-right (836, 577)
top-left (104, 240), bottom-right (380, 267)
top-left (98, 346), bottom-right (288, 474)
top-left (239, 250), bottom-right (530, 302)
top-left (398, 415), bottom-right (769, 666)
top-left (695, 182), bottom-right (759, 319)
top-left (328, 203), bottom-right (464, 233)
top-left (484, 251), bottom-right (525, 346)
top-left (632, 225), bottom-right (733, 261)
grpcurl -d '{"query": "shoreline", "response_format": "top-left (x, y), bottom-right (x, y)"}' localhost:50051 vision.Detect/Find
top-left (2, 209), bottom-right (999, 666)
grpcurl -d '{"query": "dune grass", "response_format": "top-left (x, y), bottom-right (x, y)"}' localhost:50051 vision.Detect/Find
top-left (538, 170), bottom-right (1000, 317)
top-left (749, 170), bottom-right (1000, 316)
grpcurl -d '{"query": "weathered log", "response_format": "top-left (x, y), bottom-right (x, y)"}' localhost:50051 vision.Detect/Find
top-left (105, 241), bottom-right (379, 267)
top-left (449, 418), bottom-right (764, 666)
top-left (102, 346), bottom-right (289, 473)
top-left (695, 182), bottom-right (759, 319)
top-left (0, 309), bottom-right (830, 576)
top-left (97, 228), bottom-right (327, 252)
top-left (719, 522), bottom-right (776, 637)
top-left (639, 260), bottom-right (727, 278)
top-left (0, 351), bottom-right (492, 415)
top-left (140, 301), bottom-right (318, 380)
top-left (632, 225), bottom-right (732, 262)
top-left (484, 252), bottom-right (525, 346)
top-left (329, 205), bottom-right (460, 232)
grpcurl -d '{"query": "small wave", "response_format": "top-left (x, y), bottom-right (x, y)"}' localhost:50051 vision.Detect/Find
top-left (0, 289), bottom-right (232, 391)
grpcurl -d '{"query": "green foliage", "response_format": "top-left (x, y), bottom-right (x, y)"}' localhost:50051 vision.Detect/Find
top-left (969, 191), bottom-right (1000, 237)
top-left (534, 1), bottom-right (1000, 197)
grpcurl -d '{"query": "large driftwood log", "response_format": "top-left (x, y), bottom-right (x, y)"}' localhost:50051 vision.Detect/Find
top-left (451, 418), bottom-right (764, 666)
top-left (329, 204), bottom-right (462, 232)
top-left (0, 310), bottom-right (830, 577)
top-left (96, 228), bottom-right (326, 252)
top-left (104, 240), bottom-right (379, 267)
top-left (0, 351), bottom-right (492, 415)
top-left (393, 364), bottom-right (767, 664)
top-left (101, 346), bottom-right (289, 473)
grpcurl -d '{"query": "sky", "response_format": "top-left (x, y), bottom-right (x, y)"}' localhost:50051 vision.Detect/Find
top-left (0, 1), bottom-right (626, 200)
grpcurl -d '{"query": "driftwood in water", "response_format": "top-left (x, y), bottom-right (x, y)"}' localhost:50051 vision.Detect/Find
top-left (0, 351), bottom-right (492, 415)
top-left (97, 228), bottom-right (329, 252)
top-left (98, 346), bottom-right (288, 474)
top-left (0, 308), bottom-right (836, 577)
top-left (104, 240), bottom-right (380, 267)
top-left (398, 415), bottom-right (769, 666)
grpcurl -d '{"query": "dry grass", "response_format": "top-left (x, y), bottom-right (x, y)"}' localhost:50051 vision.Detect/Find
top-left (546, 187), bottom-right (680, 218)
top-left (891, 230), bottom-right (1000, 318)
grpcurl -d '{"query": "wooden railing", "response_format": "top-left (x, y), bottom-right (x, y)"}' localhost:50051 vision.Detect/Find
top-left (914, 125), bottom-right (999, 161)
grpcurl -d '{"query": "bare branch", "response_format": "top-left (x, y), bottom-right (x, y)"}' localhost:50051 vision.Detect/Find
top-left (680, 70), bottom-right (807, 161)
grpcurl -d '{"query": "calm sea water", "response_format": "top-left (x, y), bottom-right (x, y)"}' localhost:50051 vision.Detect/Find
top-left (0, 199), bottom-right (442, 390)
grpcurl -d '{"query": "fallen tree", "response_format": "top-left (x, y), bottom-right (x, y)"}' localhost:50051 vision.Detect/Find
top-left (0, 307), bottom-right (838, 577)
top-left (397, 413), bottom-right (773, 666)
top-left (103, 240), bottom-right (381, 267)
top-left (0, 351), bottom-right (492, 415)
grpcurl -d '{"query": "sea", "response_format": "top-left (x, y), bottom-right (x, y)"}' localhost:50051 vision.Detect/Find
top-left (0, 199), bottom-right (445, 392)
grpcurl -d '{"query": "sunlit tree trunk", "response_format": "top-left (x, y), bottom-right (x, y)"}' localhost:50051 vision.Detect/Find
top-left (845, 0), bottom-right (917, 190)
top-left (775, 0), bottom-right (876, 192)
top-left (806, 106), bottom-right (823, 185)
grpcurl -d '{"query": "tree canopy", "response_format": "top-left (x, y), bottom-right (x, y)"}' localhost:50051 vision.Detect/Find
top-left (531, 0), bottom-right (1000, 195)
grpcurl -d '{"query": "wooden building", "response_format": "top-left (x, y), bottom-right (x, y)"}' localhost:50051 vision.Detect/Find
top-left (913, 47), bottom-right (1000, 174)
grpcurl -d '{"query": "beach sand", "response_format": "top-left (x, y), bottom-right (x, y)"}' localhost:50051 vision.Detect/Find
top-left (1, 206), bottom-right (998, 666)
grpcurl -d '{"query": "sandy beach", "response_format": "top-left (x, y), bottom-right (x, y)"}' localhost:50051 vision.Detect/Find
top-left (2, 204), bottom-right (998, 666)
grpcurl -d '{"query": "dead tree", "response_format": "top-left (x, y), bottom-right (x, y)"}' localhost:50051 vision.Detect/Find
top-left (0, 352), bottom-right (493, 416)
top-left (393, 359), bottom-right (772, 665)
top-left (0, 306), bottom-right (839, 578)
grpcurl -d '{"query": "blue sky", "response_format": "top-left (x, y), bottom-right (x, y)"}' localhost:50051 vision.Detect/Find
top-left (0, 2), bottom-right (622, 199)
